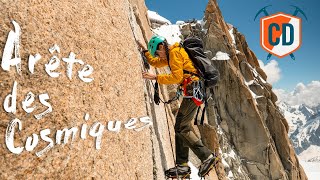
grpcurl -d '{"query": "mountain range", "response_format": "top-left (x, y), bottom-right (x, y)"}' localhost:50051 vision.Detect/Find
top-left (278, 101), bottom-right (320, 161)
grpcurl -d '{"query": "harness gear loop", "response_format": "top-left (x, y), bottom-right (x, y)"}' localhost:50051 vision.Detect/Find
top-left (153, 81), bottom-right (182, 105)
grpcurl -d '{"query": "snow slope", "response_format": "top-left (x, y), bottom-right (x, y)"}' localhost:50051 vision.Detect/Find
top-left (299, 145), bottom-right (320, 162)
top-left (299, 161), bottom-right (320, 180)
top-left (278, 101), bottom-right (320, 179)
top-left (278, 102), bottom-right (314, 136)
top-left (147, 10), bottom-right (171, 25)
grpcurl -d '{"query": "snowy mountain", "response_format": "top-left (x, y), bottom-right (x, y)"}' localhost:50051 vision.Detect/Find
top-left (291, 112), bottom-right (320, 155)
top-left (278, 101), bottom-right (320, 160)
top-left (278, 102), bottom-right (315, 136)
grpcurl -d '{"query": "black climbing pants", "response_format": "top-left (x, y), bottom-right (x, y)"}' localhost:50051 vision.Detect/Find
top-left (174, 98), bottom-right (212, 164)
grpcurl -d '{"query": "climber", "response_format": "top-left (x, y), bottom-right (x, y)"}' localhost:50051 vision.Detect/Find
top-left (137, 35), bottom-right (219, 179)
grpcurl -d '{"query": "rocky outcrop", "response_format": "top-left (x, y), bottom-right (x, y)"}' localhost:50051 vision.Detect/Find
top-left (0, 0), bottom-right (307, 179)
top-left (0, 0), bottom-right (161, 179)
top-left (196, 0), bottom-right (307, 179)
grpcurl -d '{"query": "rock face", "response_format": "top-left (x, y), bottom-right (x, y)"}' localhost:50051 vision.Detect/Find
top-left (0, 0), bottom-right (158, 179)
top-left (0, 0), bottom-right (307, 179)
top-left (199, 0), bottom-right (307, 179)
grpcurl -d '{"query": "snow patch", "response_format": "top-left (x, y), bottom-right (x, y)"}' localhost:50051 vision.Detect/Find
top-left (305, 106), bottom-right (315, 114)
top-left (197, 19), bottom-right (205, 27)
top-left (243, 79), bottom-right (264, 105)
top-left (228, 28), bottom-right (236, 46)
top-left (227, 149), bottom-right (237, 160)
top-left (247, 62), bottom-right (267, 84)
top-left (221, 158), bottom-right (230, 168)
top-left (212, 51), bottom-right (230, 61)
top-left (194, 18), bottom-right (207, 34)
top-left (248, 88), bottom-right (263, 104)
top-left (188, 161), bottom-right (200, 180)
top-left (217, 126), bottom-right (223, 135)
top-left (176, 20), bottom-right (185, 25)
top-left (228, 171), bottom-right (234, 179)
top-left (237, 166), bottom-right (242, 173)
top-left (245, 80), bottom-right (255, 86)
top-left (147, 10), bottom-right (171, 25)
top-left (153, 25), bottom-right (182, 45)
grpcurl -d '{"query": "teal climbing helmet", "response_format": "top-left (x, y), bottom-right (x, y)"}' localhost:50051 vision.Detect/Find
top-left (148, 35), bottom-right (166, 57)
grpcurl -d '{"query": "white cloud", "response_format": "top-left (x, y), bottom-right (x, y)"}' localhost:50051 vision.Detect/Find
top-left (258, 60), bottom-right (281, 84)
top-left (274, 81), bottom-right (320, 107)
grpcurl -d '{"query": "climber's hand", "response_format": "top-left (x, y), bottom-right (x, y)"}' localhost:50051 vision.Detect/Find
top-left (142, 72), bottom-right (157, 80)
top-left (137, 40), bottom-right (147, 51)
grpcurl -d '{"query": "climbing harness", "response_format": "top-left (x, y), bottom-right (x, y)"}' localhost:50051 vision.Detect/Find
top-left (182, 78), bottom-right (205, 103)
top-left (149, 68), bottom-right (211, 126)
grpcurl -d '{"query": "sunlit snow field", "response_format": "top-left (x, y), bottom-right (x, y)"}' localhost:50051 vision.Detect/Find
top-left (299, 161), bottom-right (320, 180)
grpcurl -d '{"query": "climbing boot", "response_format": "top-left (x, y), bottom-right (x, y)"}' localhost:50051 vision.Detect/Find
top-left (165, 163), bottom-right (191, 179)
top-left (198, 154), bottom-right (219, 177)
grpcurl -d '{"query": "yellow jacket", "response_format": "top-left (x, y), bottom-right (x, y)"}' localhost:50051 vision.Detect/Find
top-left (144, 42), bottom-right (199, 84)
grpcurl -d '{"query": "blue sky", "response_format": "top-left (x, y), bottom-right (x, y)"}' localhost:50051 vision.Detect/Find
top-left (145, 0), bottom-right (320, 91)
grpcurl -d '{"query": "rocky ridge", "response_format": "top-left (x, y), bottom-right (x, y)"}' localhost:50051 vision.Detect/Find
top-left (0, 0), bottom-right (307, 179)
top-left (150, 0), bottom-right (308, 179)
